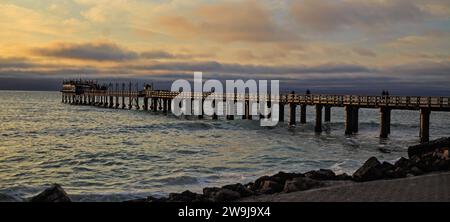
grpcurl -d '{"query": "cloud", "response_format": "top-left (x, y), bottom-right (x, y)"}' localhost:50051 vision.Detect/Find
top-left (385, 61), bottom-right (450, 78)
top-left (158, 0), bottom-right (295, 43)
top-left (31, 41), bottom-right (139, 61)
top-left (131, 61), bottom-right (374, 75)
top-left (352, 48), bottom-right (377, 57)
top-left (140, 51), bottom-right (176, 59)
top-left (290, 0), bottom-right (429, 32)
top-left (0, 57), bottom-right (35, 69)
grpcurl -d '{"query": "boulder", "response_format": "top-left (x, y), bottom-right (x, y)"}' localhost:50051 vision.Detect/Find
top-left (283, 177), bottom-right (324, 193)
top-left (408, 137), bottom-right (450, 158)
top-left (203, 187), bottom-right (221, 198)
top-left (352, 157), bottom-right (383, 182)
top-left (335, 173), bottom-right (352, 180)
top-left (379, 161), bottom-right (395, 172)
top-left (259, 180), bottom-right (283, 194)
top-left (394, 157), bottom-right (414, 170)
top-left (269, 172), bottom-right (304, 184)
top-left (384, 167), bottom-right (407, 179)
top-left (432, 158), bottom-right (450, 171)
top-left (250, 176), bottom-right (271, 191)
top-left (305, 169), bottom-right (336, 180)
top-left (146, 196), bottom-right (168, 202)
top-left (30, 184), bottom-right (71, 202)
top-left (409, 166), bottom-right (424, 176)
top-left (168, 190), bottom-right (205, 202)
top-left (221, 183), bottom-right (254, 197)
top-left (203, 187), bottom-right (240, 202)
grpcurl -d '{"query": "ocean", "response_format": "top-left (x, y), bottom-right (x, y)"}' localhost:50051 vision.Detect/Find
top-left (0, 90), bottom-right (449, 201)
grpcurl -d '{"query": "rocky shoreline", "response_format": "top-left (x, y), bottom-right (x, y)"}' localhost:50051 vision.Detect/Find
top-left (27, 137), bottom-right (450, 202)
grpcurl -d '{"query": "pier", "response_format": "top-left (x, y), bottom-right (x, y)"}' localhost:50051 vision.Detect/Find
top-left (61, 80), bottom-right (450, 143)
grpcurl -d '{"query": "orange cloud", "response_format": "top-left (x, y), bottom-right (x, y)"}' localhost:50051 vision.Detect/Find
top-left (158, 0), bottom-right (295, 43)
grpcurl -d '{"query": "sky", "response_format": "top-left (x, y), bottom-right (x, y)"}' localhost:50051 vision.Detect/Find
top-left (0, 0), bottom-right (449, 94)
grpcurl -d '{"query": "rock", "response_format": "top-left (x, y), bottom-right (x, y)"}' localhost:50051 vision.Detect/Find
top-left (335, 173), bottom-right (352, 180)
top-left (168, 190), bottom-right (205, 202)
top-left (283, 177), bottom-right (324, 193)
top-left (443, 149), bottom-right (449, 160)
top-left (146, 196), bottom-right (168, 202)
top-left (269, 172), bottom-right (304, 184)
top-left (432, 159), bottom-right (450, 171)
top-left (352, 157), bottom-right (383, 182)
top-left (203, 187), bottom-right (240, 202)
top-left (379, 161), bottom-right (395, 172)
top-left (384, 167), bottom-right (407, 179)
top-left (124, 198), bottom-right (148, 203)
top-left (221, 183), bottom-right (254, 197)
top-left (410, 166), bottom-right (424, 176)
top-left (203, 187), bottom-right (221, 198)
top-left (249, 172), bottom-right (303, 191)
top-left (305, 169), bottom-right (336, 180)
top-left (250, 176), bottom-right (271, 191)
top-left (408, 137), bottom-right (450, 158)
top-left (394, 157), bottom-right (414, 170)
top-left (30, 184), bottom-right (71, 202)
top-left (259, 180), bottom-right (283, 194)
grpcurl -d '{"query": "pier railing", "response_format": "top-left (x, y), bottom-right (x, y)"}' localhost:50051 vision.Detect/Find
top-left (62, 87), bottom-right (450, 143)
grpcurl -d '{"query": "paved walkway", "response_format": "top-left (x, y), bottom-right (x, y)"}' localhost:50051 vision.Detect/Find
top-left (242, 172), bottom-right (450, 202)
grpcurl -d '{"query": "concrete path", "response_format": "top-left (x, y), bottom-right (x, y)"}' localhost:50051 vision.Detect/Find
top-left (241, 172), bottom-right (450, 202)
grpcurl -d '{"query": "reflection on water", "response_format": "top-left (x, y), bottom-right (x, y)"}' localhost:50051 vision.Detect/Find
top-left (0, 91), bottom-right (449, 201)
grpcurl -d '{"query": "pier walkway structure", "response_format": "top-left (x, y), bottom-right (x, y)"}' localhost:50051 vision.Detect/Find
top-left (61, 80), bottom-right (450, 143)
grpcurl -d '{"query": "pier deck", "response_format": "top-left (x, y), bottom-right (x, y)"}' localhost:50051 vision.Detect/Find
top-left (61, 81), bottom-right (450, 143)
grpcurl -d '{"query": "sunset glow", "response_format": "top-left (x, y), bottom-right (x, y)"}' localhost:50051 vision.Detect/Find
top-left (1, 0), bottom-right (449, 93)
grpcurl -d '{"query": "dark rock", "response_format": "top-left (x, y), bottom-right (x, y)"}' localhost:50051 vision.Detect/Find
top-left (432, 159), bottom-right (450, 171)
top-left (283, 177), bottom-right (324, 193)
top-left (250, 176), bottom-right (271, 191)
top-left (249, 172), bottom-right (303, 191)
top-left (352, 157), bottom-right (383, 182)
top-left (259, 180), bottom-right (283, 194)
top-left (124, 198), bottom-right (148, 203)
top-left (168, 190), bottom-right (205, 202)
top-left (269, 172), bottom-right (304, 184)
top-left (410, 166), bottom-right (424, 176)
top-left (30, 184), bottom-right (71, 202)
top-left (147, 196), bottom-right (168, 202)
top-left (203, 187), bottom-right (240, 202)
top-left (335, 173), bottom-right (352, 180)
top-left (394, 157), bottom-right (414, 170)
top-left (384, 167), bottom-right (407, 179)
top-left (408, 137), bottom-right (450, 158)
top-left (221, 183), bottom-right (254, 197)
top-left (305, 169), bottom-right (336, 180)
top-left (379, 161), bottom-right (395, 172)
top-left (203, 187), bottom-right (221, 198)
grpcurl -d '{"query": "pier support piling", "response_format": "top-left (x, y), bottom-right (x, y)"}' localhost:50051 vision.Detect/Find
top-left (289, 103), bottom-right (296, 126)
top-left (324, 106), bottom-right (331, 122)
top-left (300, 104), bottom-right (307, 124)
top-left (143, 98), bottom-right (148, 111)
top-left (420, 108), bottom-right (430, 143)
top-left (279, 103), bottom-right (285, 122)
top-left (315, 105), bottom-right (323, 133)
top-left (345, 106), bottom-right (355, 135)
top-left (380, 107), bottom-right (391, 139)
top-left (352, 107), bottom-right (359, 133)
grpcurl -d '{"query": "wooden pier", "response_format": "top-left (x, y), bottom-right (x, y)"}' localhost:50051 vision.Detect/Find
top-left (61, 80), bottom-right (450, 143)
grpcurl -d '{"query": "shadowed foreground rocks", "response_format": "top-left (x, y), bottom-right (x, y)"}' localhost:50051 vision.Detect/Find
top-left (27, 137), bottom-right (450, 202)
